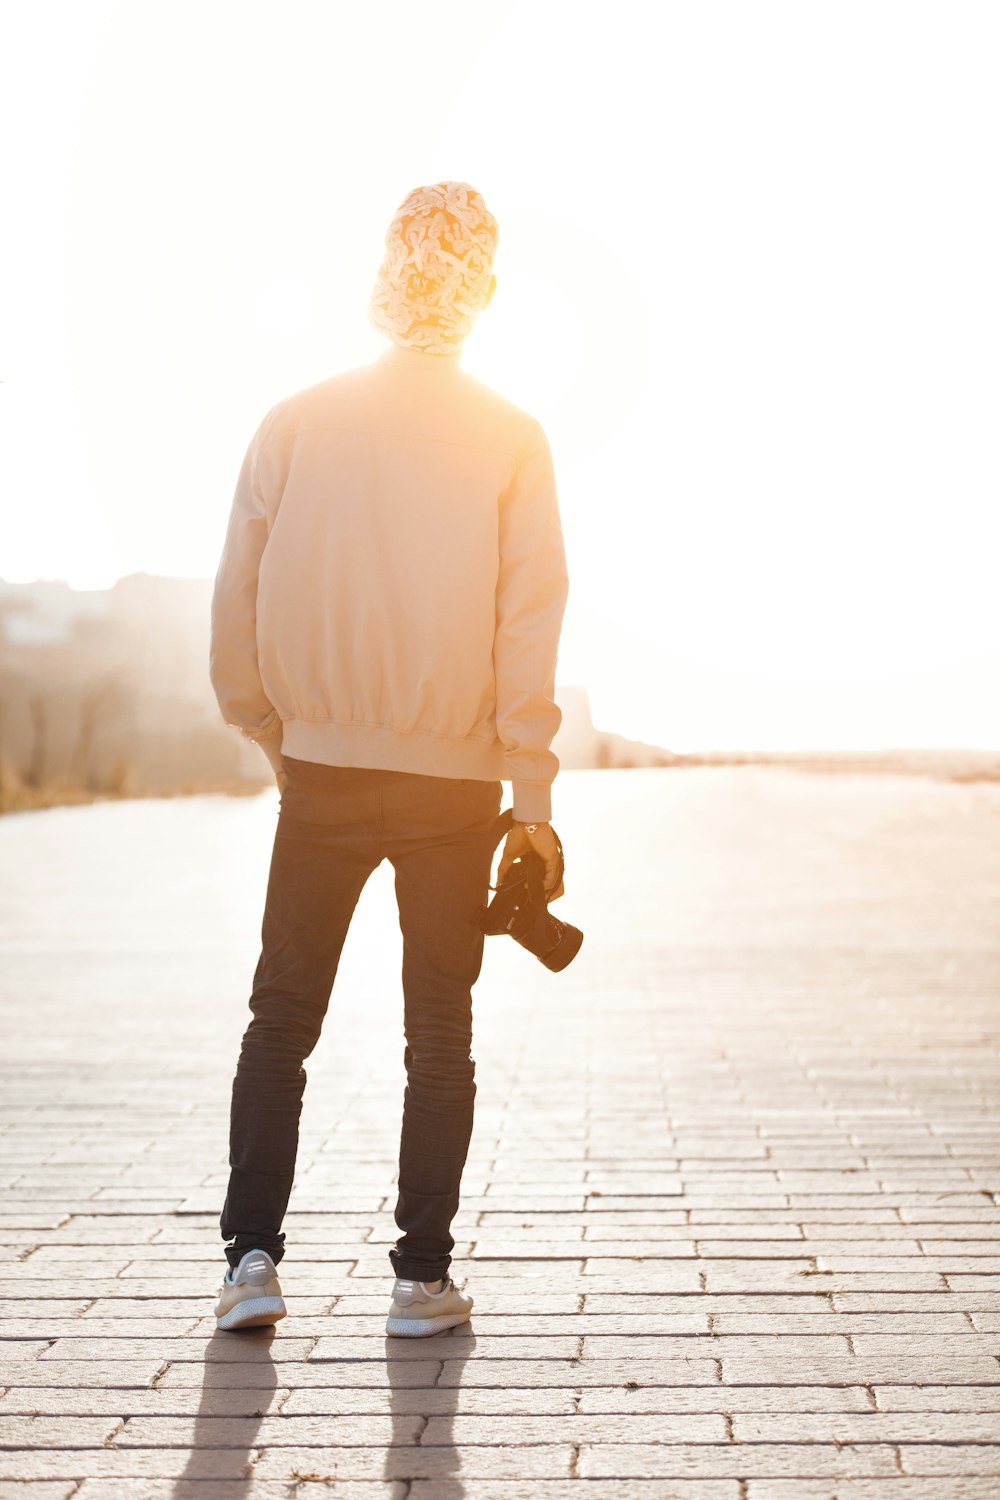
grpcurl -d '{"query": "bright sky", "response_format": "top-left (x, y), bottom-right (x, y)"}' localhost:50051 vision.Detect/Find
top-left (3, 0), bottom-right (998, 750)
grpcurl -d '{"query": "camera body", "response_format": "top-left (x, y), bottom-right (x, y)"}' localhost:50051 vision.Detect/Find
top-left (480, 843), bottom-right (584, 972)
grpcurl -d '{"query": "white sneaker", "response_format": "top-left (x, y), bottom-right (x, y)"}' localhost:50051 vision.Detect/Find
top-left (385, 1275), bottom-right (473, 1337)
top-left (214, 1249), bottom-right (287, 1330)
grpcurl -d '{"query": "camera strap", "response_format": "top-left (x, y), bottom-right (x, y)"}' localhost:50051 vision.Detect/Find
top-left (489, 807), bottom-right (516, 850)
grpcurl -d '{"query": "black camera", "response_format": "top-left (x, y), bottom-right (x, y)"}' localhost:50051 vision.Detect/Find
top-left (480, 820), bottom-right (583, 972)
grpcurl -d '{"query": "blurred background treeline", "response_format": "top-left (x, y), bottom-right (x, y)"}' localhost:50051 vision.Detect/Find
top-left (4, 574), bottom-right (997, 818)
top-left (0, 575), bottom-right (257, 812)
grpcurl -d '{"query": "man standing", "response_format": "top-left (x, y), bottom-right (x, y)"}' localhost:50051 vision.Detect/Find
top-left (208, 181), bottom-right (569, 1336)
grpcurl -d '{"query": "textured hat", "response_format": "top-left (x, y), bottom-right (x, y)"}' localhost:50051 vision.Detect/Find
top-left (369, 181), bottom-right (499, 354)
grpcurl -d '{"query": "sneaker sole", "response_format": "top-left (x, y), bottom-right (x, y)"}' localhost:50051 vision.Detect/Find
top-left (385, 1311), bottom-right (472, 1338)
top-left (216, 1296), bottom-right (287, 1331)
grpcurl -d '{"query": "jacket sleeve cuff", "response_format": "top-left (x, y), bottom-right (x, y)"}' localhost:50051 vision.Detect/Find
top-left (511, 780), bottom-right (553, 823)
top-left (237, 711), bottom-right (282, 745)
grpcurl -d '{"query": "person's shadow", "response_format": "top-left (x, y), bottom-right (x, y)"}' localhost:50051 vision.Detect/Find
top-left (384, 1324), bottom-right (474, 1496)
top-left (172, 1328), bottom-right (278, 1495)
top-left (170, 1316), bottom-right (470, 1492)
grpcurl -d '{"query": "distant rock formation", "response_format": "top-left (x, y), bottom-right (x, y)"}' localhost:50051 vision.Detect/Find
top-left (552, 684), bottom-right (674, 769)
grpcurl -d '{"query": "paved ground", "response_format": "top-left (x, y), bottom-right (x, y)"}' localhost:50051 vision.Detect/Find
top-left (0, 765), bottom-right (998, 1499)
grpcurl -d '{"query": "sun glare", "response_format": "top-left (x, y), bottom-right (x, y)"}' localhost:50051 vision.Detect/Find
top-left (2, 0), bottom-right (997, 751)
top-left (465, 269), bottom-right (587, 423)
top-left (252, 276), bottom-right (319, 339)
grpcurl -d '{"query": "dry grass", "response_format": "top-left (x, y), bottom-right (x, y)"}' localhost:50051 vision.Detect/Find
top-left (0, 769), bottom-right (265, 816)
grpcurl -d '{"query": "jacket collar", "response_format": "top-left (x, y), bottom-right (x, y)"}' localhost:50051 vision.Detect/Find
top-left (378, 342), bottom-right (464, 372)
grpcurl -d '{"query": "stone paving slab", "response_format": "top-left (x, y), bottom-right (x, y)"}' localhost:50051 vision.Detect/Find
top-left (743, 1484), bottom-right (994, 1499)
top-left (1, 767), bottom-right (999, 1492)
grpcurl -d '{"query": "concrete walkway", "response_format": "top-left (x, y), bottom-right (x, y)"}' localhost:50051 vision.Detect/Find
top-left (0, 765), bottom-right (998, 1498)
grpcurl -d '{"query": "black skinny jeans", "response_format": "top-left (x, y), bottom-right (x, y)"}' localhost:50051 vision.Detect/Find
top-left (220, 755), bottom-right (502, 1282)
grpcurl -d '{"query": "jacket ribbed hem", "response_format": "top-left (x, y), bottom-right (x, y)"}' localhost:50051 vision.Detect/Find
top-left (280, 718), bottom-right (509, 782)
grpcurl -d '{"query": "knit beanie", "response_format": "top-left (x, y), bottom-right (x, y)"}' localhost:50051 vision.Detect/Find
top-left (369, 181), bottom-right (499, 355)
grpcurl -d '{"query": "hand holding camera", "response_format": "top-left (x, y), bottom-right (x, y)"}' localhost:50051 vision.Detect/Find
top-left (498, 821), bottom-right (565, 901)
top-left (481, 813), bottom-right (583, 972)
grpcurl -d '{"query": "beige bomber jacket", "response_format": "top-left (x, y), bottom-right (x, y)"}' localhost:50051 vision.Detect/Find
top-left (209, 342), bottom-right (570, 823)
